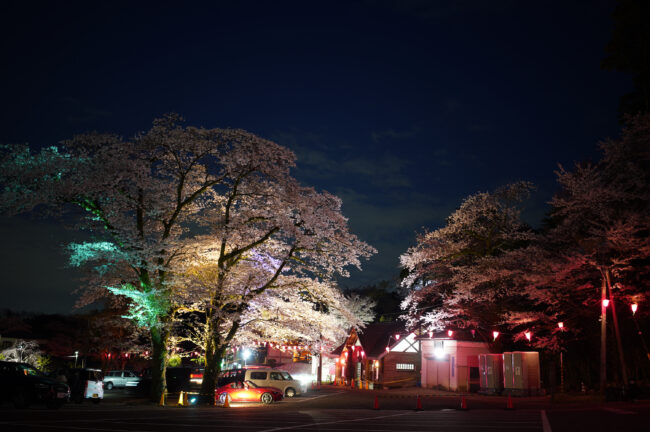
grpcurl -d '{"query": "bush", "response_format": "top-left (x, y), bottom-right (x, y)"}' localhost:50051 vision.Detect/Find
top-left (168, 355), bottom-right (182, 367)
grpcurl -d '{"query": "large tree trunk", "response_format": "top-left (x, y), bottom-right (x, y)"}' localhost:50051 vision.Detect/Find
top-left (200, 324), bottom-right (226, 404)
top-left (150, 325), bottom-right (169, 403)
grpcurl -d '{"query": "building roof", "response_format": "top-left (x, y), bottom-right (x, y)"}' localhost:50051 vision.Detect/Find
top-left (331, 321), bottom-right (421, 359)
top-left (358, 321), bottom-right (406, 358)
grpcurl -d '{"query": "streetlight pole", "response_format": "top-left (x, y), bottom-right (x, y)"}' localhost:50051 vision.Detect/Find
top-left (630, 304), bottom-right (650, 359)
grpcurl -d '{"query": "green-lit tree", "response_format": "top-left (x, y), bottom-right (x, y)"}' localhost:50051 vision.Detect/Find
top-left (0, 114), bottom-right (374, 402)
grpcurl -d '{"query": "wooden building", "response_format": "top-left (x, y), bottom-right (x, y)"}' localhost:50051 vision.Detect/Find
top-left (333, 322), bottom-right (421, 388)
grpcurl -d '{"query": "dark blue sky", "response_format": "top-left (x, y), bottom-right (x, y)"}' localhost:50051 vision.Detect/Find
top-left (0, 0), bottom-right (631, 313)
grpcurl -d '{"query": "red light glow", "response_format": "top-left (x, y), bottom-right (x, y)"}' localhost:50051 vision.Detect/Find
top-left (558, 322), bottom-right (564, 329)
top-left (492, 331), bottom-right (499, 341)
top-left (602, 299), bottom-right (610, 308)
top-left (447, 330), bottom-right (453, 338)
top-left (632, 303), bottom-right (638, 315)
top-left (525, 331), bottom-right (531, 341)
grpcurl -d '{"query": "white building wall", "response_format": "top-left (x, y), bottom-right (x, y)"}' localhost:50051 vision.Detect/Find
top-left (421, 339), bottom-right (489, 391)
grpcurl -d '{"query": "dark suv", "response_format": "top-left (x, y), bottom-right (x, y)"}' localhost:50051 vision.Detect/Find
top-left (0, 361), bottom-right (70, 409)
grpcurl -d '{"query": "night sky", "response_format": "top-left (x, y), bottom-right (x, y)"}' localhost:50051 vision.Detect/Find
top-left (0, 1), bottom-right (631, 313)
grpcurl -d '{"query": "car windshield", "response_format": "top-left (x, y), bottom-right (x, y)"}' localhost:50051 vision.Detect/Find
top-left (17, 364), bottom-right (42, 376)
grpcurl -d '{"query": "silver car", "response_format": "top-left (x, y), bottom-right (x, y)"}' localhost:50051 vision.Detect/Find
top-left (103, 370), bottom-right (141, 390)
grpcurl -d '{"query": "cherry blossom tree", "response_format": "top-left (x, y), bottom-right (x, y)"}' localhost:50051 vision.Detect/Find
top-left (399, 182), bottom-right (536, 341)
top-left (534, 114), bottom-right (650, 388)
top-left (0, 114), bottom-right (375, 402)
top-left (173, 272), bottom-right (375, 359)
top-left (170, 175), bottom-right (375, 399)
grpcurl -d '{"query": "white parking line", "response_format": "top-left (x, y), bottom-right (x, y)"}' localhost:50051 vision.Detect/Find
top-left (292, 392), bottom-right (344, 402)
top-left (602, 407), bottom-right (636, 415)
top-left (541, 409), bottom-right (552, 432)
top-left (258, 411), bottom-right (415, 432)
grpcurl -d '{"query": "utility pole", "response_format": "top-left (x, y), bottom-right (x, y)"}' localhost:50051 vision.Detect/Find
top-left (600, 274), bottom-right (607, 393)
top-left (605, 270), bottom-right (628, 388)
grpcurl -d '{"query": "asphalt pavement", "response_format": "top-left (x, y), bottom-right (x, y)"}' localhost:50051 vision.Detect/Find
top-left (1, 386), bottom-right (647, 432)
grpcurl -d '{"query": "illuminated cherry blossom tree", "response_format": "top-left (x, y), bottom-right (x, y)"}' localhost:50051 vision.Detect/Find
top-left (170, 173), bottom-right (375, 399)
top-left (399, 182), bottom-right (536, 341)
top-left (0, 114), bottom-right (375, 402)
top-left (532, 114), bottom-right (650, 386)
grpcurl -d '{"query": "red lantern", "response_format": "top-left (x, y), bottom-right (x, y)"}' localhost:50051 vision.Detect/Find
top-left (525, 331), bottom-right (531, 341)
top-left (602, 299), bottom-right (610, 308)
top-left (492, 331), bottom-right (499, 341)
top-left (447, 330), bottom-right (453, 338)
top-left (558, 322), bottom-right (564, 330)
top-left (631, 303), bottom-right (638, 315)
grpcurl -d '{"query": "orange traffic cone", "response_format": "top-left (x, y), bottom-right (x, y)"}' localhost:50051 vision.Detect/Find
top-left (506, 394), bottom-right (514, 410)
top-left (373, 395), bottom-right (379, 410)
top-left (459, 395), bottom-right (468, 410)
top-left (415, 394), bottom-right (423, 411)
top-left (223, 395), bottom-right (231, 408)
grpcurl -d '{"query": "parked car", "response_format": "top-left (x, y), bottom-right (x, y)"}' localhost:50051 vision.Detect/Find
top-left (218, 367), bottom-right (302, 397)
top-left (190, 367), bottom-right (204, 385)
top-left (215, 380), bottom-right (283, 404)
top-left (103, 370), bottom-right (141, 390)
top-left (0, 361), bottom-right (70, 409)
top-left (67, 368), bottom-right (104, 404)
top-left (136, 367), bottom-right (192, 395)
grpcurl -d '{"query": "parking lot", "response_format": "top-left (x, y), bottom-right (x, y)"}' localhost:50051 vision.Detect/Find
top-left (1, 387), bottom-right (648, 432)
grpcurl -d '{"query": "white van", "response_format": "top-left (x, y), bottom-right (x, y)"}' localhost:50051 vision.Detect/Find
top-left (219, 368), bottom-right (303, 397)
top-left (103, 370), bottom-right (141, 389)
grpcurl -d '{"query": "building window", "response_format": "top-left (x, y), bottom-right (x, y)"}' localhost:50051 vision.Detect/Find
top-left (396, 363), bottom-right (415, 371)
